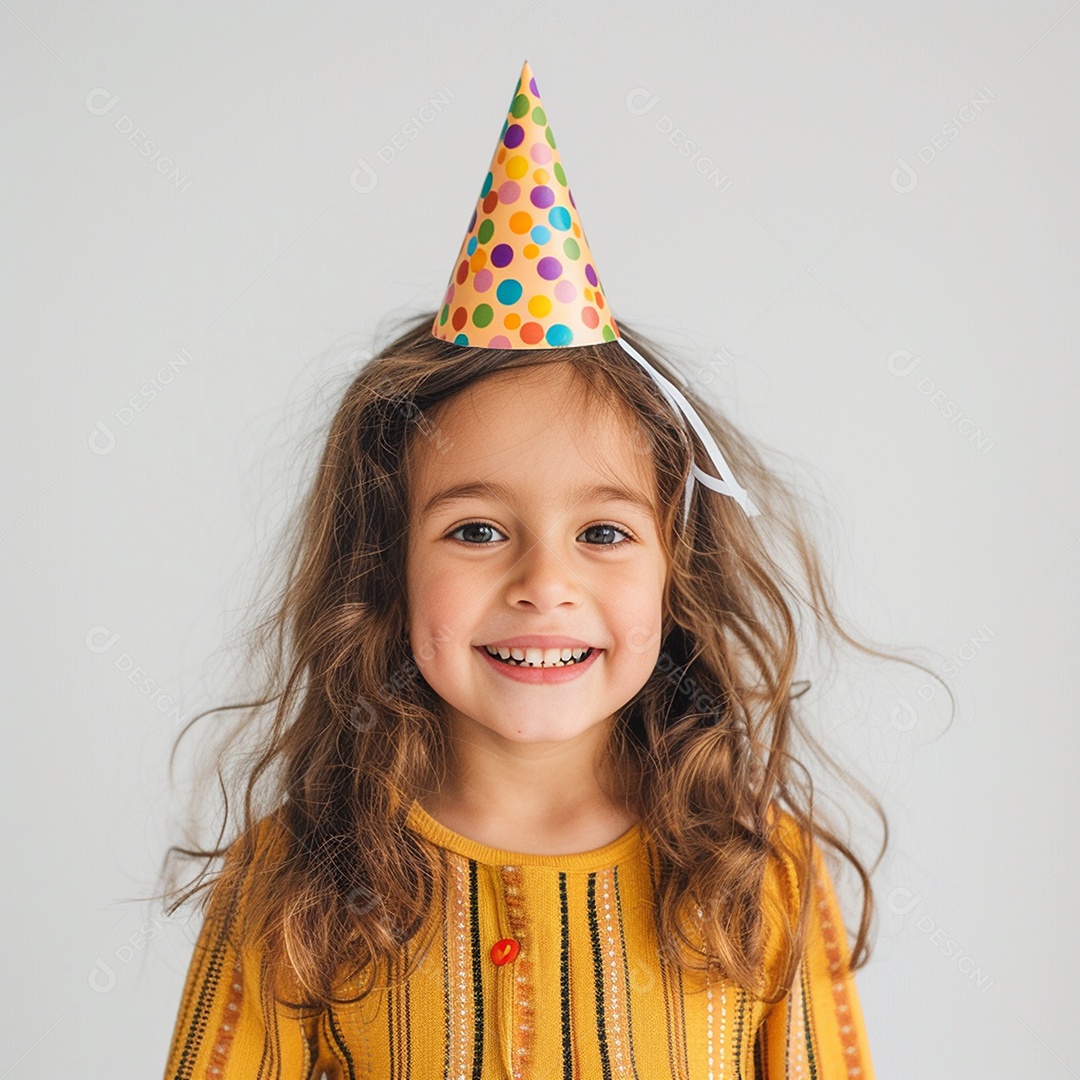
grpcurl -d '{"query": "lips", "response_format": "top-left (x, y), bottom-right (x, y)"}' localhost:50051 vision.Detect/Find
top-left (474, 643), bottom-right (602, 684)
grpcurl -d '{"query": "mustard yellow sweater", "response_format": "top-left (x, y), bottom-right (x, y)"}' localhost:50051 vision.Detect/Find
top-left (163, 800), bottom-right (875, 1078)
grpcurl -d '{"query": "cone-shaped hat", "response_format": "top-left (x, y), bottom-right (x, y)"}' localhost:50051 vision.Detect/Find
top-left (432, 60), bottom-right (618, 349)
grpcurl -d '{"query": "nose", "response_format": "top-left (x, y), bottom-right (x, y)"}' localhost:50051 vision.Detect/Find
top-left (503, 534), bottom-right (588, 610)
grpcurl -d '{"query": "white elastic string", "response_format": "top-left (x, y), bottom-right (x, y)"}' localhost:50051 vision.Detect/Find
top-left (616, 336), bottom-right (761, 522)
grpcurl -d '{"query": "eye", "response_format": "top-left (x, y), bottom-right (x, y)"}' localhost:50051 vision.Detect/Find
top-left (580, 523), bottom-right (636, 547)
top-left (446, 520), bottom-right (637, 548)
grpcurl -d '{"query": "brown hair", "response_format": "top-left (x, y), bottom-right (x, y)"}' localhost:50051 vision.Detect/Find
top-left (150, 309), bottom-right (951, 1014)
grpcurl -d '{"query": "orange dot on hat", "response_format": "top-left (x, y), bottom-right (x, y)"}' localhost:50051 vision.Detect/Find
top-left (523, 243), bottom-right (539, 259)
top-left (532, 168), bottom-right (549, 184)
top-left (510, 212), bottom-right (532, 234)
top-left (470, 250), bottom-right (487, 272)
top-left (504, 313), bottom-right (521, 329)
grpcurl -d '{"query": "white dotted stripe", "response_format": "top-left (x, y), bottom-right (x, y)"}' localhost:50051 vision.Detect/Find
top-left (600, 868), bottom-right (631, 1077)
top-left (449, 856), bottom-right (471, 1080)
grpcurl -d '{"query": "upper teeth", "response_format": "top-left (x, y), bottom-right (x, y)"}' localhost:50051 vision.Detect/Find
top-left (484, 645), bottom-right (591, 667)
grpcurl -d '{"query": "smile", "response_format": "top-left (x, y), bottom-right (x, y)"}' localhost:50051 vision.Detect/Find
top-left (475, 644), bottom-right (602, 683)
top-left (483, 644), bottom-right (593, 669)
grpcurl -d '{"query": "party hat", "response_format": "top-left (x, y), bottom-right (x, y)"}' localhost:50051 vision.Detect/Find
top-left (432, 59), bottom-right (617, 349)
top-left (431, 60), bottom-right (761, 519)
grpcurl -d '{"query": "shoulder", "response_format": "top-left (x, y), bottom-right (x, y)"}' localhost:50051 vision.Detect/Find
top-left (761, 803), bottom-right (813, 902)
top-left (204, 809), bottom-right (294, 926)
top-left (757, 804), bottom-right (825, 989)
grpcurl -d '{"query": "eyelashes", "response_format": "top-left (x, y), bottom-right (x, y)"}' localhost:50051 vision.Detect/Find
top-left (446, 520), bottom-right (637, 549)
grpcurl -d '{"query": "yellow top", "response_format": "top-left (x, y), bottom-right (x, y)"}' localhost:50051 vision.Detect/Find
top-left (163, 800), bottom-right (875, 1078)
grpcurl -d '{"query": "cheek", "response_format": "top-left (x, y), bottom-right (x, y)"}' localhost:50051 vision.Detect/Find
top-left (605, 573), bottom-right (665, 659)
top-left (407, 557), bottom-right (480, 658)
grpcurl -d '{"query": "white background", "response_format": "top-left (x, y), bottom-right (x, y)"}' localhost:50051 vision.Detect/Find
top-left (3, 1), bottom-right (1077, 1074)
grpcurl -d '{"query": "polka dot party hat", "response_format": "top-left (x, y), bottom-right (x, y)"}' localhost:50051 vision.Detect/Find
top-left (432, 59), bottom-right (616, 350)
top-left (431, 60), bottom-right (761, 519)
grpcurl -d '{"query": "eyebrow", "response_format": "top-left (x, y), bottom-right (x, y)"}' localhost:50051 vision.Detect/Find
top-left (419, 479), bottom-right (656, 519)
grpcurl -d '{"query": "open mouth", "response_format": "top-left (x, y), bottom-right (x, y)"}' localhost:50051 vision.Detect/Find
top-left (482, 645), bottom-right (595, 669)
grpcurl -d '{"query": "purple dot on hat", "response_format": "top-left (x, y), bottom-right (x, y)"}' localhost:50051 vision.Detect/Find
top-left (530, 185), bottom-right (554, 209)
top-left (531, 143), bottom-right (552, 164)
top-left (474, 269), bottom-right (493, 293)
top-left (498, 180), bottom-right (521, 204)
top-left (537, 256), bottom-right (562, 281)
top-left (491, 243), bottom-right (514, 268)
top-left (489, 334), bottom-right (512, 348)
top-left (585, 263), bottom-right (598, 286)
top-left (529, 76), bottom-right (538, 96)
top-left (569, 188), bottom-right (576, 208)
top-left (504, 123), bottom-right (525, 149)
top-left (554, 280), bottom-right (576, 303)
top-left (468, 207), bottom-right (477, 233)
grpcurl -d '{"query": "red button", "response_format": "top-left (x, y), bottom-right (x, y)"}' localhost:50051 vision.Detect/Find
top-left (491, 937), bottom-right (520, 966)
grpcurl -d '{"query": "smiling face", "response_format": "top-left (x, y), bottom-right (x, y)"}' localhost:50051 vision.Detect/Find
top-left (404, 362), bottom-right (670, 751)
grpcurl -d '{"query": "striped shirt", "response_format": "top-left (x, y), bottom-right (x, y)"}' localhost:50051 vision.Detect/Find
top-left (163, 800), bottom-right (875, 1078)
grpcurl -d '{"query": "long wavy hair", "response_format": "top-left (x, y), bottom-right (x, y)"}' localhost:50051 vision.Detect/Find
top-left (150, 308), bottom-right (951, 1016)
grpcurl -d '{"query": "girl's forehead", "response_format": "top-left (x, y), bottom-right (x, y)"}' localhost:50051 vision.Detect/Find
top-left (435, 365), bottom-right (636, 436)
top-left (404, 364), bottom-right (662, 514)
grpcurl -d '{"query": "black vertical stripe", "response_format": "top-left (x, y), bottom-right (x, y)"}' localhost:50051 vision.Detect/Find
top-left (586, 872), bottom-right (614, 1079)
top-left (468, 859), bottom-right (485, 1080)
top-left (558, 873), bottom-right (573, 1080)
top-left (386, 952), bottom-right (396, 1080)
top-left (800, 963), bottom-right (819, 1079)
top-left (644, 839), bottom-right (680, 1079)
top-left (754, 1020), bottom-right (767, 1079)
top-left (261, 951), bottom-right (278, 1078)
top-left (676, 964), bottom-right (691, 1077)
top-left (323, 1005), bottom-right (355, 1080)
top-left (172, 887), bottom-right (241, 1079)
top-left (440, 852), bottom-right (452, 1080)
top-left (783, 981), bottom-right (793, 1075)
top-left (733, 985), bottom-right (746, 1079)
top-left (402, 931), bottom-right (412, 1080)
top-left (612, 865), bottom-right (643, 1079)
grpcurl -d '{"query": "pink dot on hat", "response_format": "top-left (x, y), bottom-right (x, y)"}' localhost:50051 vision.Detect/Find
top-left (498, 181), bottom-right (521, 204)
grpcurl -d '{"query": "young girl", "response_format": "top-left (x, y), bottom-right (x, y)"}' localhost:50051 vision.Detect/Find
top-left (158, 60), bottom-right (941, 1079)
